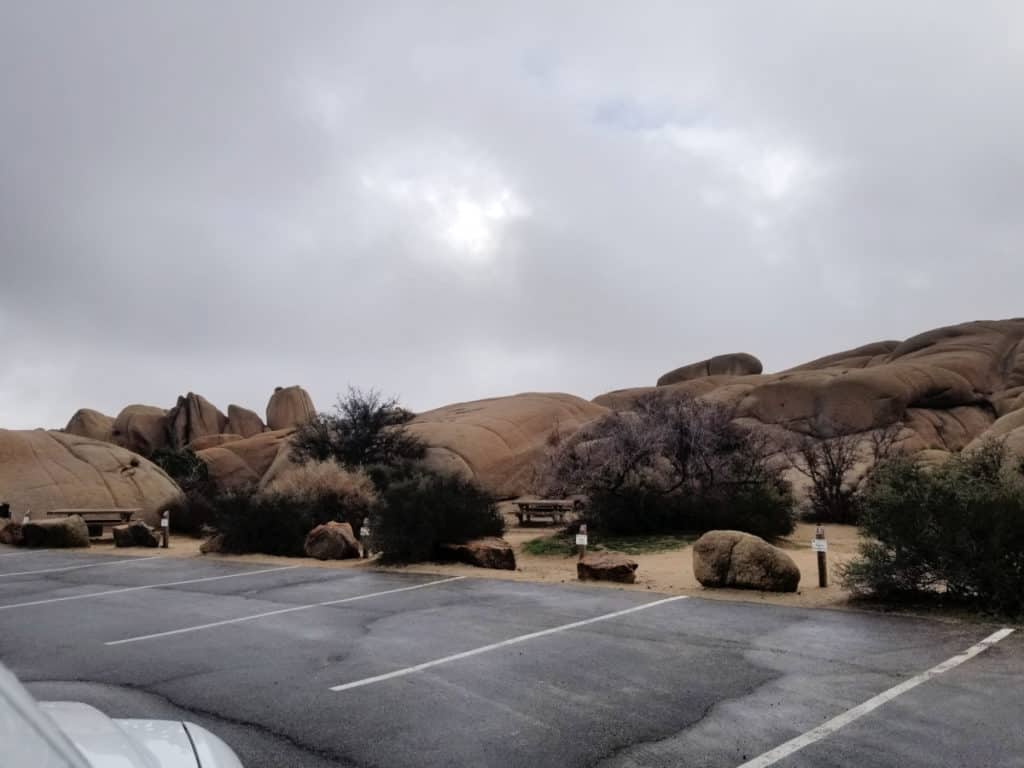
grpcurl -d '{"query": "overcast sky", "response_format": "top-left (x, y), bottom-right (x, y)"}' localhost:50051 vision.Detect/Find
top-left (2, 2), bottom-right (1022, 429)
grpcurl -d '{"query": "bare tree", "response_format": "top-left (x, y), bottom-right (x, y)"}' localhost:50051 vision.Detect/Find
top-left (789, 423), bottom-right (902, 524)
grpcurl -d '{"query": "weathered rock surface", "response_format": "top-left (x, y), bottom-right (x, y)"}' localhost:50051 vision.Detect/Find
top-left (22, 515), bottom-right (90, 548)
top-left (304, 521), bottom-right (360, 560)
top-left (225, 404), bottom-right (266, 438)
top-left (111, 405), bottom-right (169, 456)
top-left (596, 319), bottom-right (1024, 472)
top-left (266, 386), bottom-right (316, 431)
top-left (657, 353), bottom-right (763, 387)
top-left (167, 392), bottom-right (228, 448)
top-left (188, 433), bottom-right (243, 451)
top-left (112, 521), bottom-right (160, 548)
top-left (0, 430), bottom-right (182, 526)
top-left (408, 393), bottom-right (608, 497)
top-left (65, 409), bottom-right (115, 443)
top-left (439, 537), bottom-right (516, 570)
top-left (693, 530), bottom-right (800, 592)
top-left (197, 428), bottom-right (294, 490)
top-left (577, 552), bottom-right (638, 583)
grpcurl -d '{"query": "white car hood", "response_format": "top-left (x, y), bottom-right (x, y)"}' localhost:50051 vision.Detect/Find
top-left (39, 702), bottom-right (242, 768)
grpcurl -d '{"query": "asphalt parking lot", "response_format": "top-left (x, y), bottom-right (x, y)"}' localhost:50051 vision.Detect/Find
top-left (0, 546), bottom-right (1020, 768)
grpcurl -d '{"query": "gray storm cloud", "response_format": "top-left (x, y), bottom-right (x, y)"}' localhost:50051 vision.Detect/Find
top-left (2, 1), bottom-right (1022, 428)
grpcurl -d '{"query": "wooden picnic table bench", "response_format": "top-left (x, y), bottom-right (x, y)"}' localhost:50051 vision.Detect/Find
top-left (514, 499), bottom-right (581, 526)
top-left (47, 508), bottom-right (141, 538)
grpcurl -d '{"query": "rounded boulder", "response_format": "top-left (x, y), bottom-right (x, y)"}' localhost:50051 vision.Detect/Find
top-left (693, 530), bottom-right (800, 592)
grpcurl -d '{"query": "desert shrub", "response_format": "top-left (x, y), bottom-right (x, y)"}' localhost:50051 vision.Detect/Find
top-left (152, 447), bottom-right (215, 534)
top-left (367, 466), bottom-right (503, 563)
top-left (263, 459), bottom-right (377, 532)
top-left (841, 441), bottom-right (1024, 615)
top-left (290, 387), bottom-right (425, 468)
top-left (543, 392), bottom-right (794, 538)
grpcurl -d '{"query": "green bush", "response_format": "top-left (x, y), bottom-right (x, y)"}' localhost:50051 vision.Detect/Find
top-left (152, 447), bottom-right (215, 535)
top-left (209, 478), bottom-right (376, 557)
top-left (367, 466), bottom-right (503, 563)
top-left (841, 442), bottom-right (1024, 615)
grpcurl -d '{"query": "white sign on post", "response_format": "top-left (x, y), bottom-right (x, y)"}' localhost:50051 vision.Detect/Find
top-left (161, 517), bottom-right (169, 529)
top-left (811, 538), bottom-right (827, 552)
top-left (575, 534), bottom-right (588, 546)
top-left (360, 526), bottom-right (370, 539)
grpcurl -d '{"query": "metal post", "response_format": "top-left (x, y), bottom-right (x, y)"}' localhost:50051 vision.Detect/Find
top-left (815, 525), bottom-right (828, 587)
top-left (161, 510), bottom-right (170, 549)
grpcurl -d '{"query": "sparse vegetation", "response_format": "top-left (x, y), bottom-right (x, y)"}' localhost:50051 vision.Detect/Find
top-left (522, 532), bottom-right (695, 557)
top-left (152, 447), bottom-right (215, 535)
top-left (788, 424), bottom-right (901, 524)
top-left (263, 459), bottom-right (377, 533)
top-left (841, 441), bottom-right (1024, 616)
top-left (541, 392), bottom-right (794, 539)
top-left (290, 387), bottom-right (425, 468)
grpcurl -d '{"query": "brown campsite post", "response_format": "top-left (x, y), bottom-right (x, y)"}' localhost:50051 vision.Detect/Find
top-left (577, 523), bottom-right (588, 560)
top-left (161, 510), bottom-right (170, 549)
top-left (815, 525), bottom-right (828, 587)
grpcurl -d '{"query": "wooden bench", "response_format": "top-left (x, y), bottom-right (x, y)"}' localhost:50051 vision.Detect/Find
top-left (514, 500), bottom-right (580, 526)
top-left (47, 508), bottom-right (140, 538)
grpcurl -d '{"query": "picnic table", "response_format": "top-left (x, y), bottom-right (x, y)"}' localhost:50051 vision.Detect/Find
top-left (47, 508), bottom-right (141, 538)
top-left (514, 499), bottom-right (581, 526)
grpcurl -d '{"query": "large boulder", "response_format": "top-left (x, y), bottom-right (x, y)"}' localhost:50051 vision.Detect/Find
top-left (225, 404), bottom-right (266, 438)
top-left (439, 537), bottom-right (516, 570)
top-left (657, 353), bottom-right (763, 387)
top-left (0, 430), bottom-right (182, 526)
top-left (187, 433), bottom-right (243, 451)
top-left (693, 530), bottom-right (800, 592)
top-left (407, 393), bottom-right (608, 497)
top-left (64, 409), bottom-right (115, 443)
top-left (22, 515), bottom-right (90, 548)
top-left (266, 386), bottom-right (316, 431)
top-left (196, 429), bottom-right (294, 490)
top-left (111, 405), bottom-right (169, 456)
top-left (112, 521), bottom-right (160, 548)
top-left (167, 393), bottom-right (228, 448)
top-left (577, 552), bottom-right (638, 583)
top-left (304, 521), bottom-right (360, 560)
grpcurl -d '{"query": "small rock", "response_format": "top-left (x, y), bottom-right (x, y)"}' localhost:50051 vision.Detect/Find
top-left (21, 515), bottom-right (90, 549)
top-left (304, 521), bottom-right (360, 560)
top-left (199, 533), bottom-right (225, 554)
top-left (577, 552), bottom-right (638, 583)
top-left (0, 521), bottom-right (23, 547)
top-left (112, 521), bottom-right (160, 548)
top-left (438, 537), bottom-right (516, 570)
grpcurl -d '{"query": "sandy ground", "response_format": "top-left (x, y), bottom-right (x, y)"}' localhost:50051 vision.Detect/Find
top-left (86, 519), bottom-right (862, 610)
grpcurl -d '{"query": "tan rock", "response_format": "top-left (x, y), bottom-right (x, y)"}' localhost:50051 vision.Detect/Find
top-left (112, 521), bottom-right (160, 548)
top-left (167, 393), bottom-right (228, 448)
top-left (266, 386), bottom-right (316, 430)
top-left (0, 521), bottom-right (23, 547)
top-left (304, 521), bottom-right (360, 560)
top-left (407, 393), bottom-right (608, 497)
top-left (111, 405), bottom-right (169, 456)
top-left (439, 537), bottom-right (516, 570)
top-left (657, 353), bottom-right (762, 387)
top-left (197, 429), bottom-right (294, 490)
top-left (577, 552), bottom-right (638, 583)
top-left (225, 404), bottom-right (266, 438)
top-left (22, 515), bottom-right (90, 548)
top-left (199, 533), bottom-right (225, 554)
top-left (188, 433), bottom-right (243, 451)
top-left (64, 409), bottom-right (115, 443)
top-left (693, 530), bottom-right (800, 592)
top-left (0, 430), bottom-right (182, 526)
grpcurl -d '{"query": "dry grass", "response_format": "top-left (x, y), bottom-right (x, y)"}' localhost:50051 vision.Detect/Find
top-left (262, 459), bottom-right (377, 509)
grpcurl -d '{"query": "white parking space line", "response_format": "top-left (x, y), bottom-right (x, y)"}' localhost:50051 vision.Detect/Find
top-left (0, 551), bottom-right (34, 558)
top-left (735, 627), bottom-right (1016, 768)
top-left (105, 576), bottom-right (465, 646)
top-left (0, 556), bottom-right (160, 578)
top-left (0, 565), bottom-right (300, 610)
top-left (330, 594), bottom-right (688, 692)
